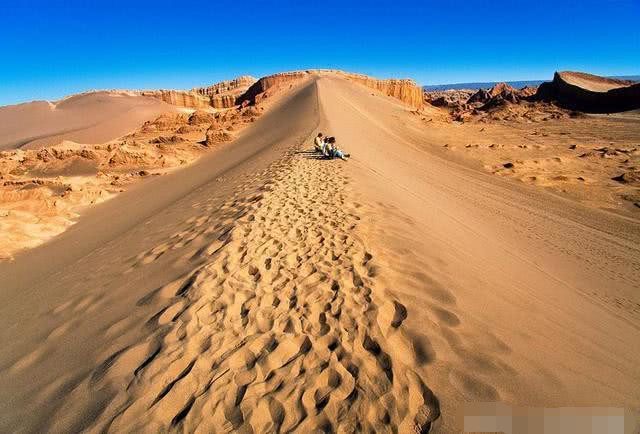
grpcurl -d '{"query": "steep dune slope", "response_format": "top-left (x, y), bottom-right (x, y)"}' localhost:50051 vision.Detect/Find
top-left (0, 73), bottom-right (638, 433)
top-left (316, 75), bottom-right (640, 430)
top-left (0, 76), bottom-right (439, 433)
top-left (0, 77), bottom-right (322, 432)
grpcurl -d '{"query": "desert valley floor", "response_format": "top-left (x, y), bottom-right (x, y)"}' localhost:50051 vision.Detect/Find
top-left (0, 74), bottom-right (639, 433)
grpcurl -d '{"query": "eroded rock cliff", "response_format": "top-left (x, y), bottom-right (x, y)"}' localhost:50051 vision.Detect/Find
top-left (193, 76), bottom-right (256, 96)
top-left (138, 76), bottom-right (256, 110)
top-left (137, 90), bottom-right (212, 109)
top-left (341, 72), bottom-right (424, 109)
top-left (238, 71), bottom-right (310, 105)
top-left (237, 70), bottom-right (424, 109)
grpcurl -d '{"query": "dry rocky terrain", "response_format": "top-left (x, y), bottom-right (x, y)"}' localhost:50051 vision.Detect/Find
top-left (0, 102), bottom-right (266, 259)
top-left (422, 74), bottom-right (640, 214)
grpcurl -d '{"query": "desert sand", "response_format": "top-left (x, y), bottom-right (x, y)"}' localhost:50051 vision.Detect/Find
top-left (0, 92), bottom-right (180, 151)
top-left (0, 72), bottom-right (639, 433)
top-left (0, 77), bottom-right (257, 152)
top-left (0, 81), bottom-right (267, 260)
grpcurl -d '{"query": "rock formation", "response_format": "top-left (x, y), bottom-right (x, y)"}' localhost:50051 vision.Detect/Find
top-left (423, 89), bottom-right (475, 108)
top-left (193, 76), bottom-right (256, 96)
top-left (138, 76), bottom-right (256, 110)
top-left (535, 71), bottom-right (640, 113)
top-left (138, 90), bottom-right (212, 109)
top-left (194, 76), bottom-right (257, 109)
top-left (205, 127), bottom-right (232, 146)
top-left (423, 81), bottom-right (584, 123)
top-left (344, 72), bottom-right (424, 109)
top-left (467, 83), bottom-right (521, 106)
top-left (209, 95), bottom-right (238, 109)
top-left (188, 110), bottom-right (215, 125)
top-left (237, 70), bottom-right (424, 109)
top-left (430, 96), bottom-right (451, 107)
top-left (237, 71), bottom-right (310, 105)
top-left (136, 90), bottom-right (243, 110)
top-left (518, 86), bottom-right (538, 98)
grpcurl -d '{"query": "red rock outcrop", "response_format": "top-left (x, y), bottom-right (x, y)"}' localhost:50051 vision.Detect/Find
top-left (194, 76), bottom-right (256, 109)
top-left (341, 72), bottom-right (424, 109)
top-left (424, 89), bottom-right (475, 109)
top-left (424, 82), bottom-right (579, 122)
top-left (467, 83), bottom-right (519, 104)
top-left (193, 76), bottom-right (256, 96)
top-left (535, 71), bottom-right (640, 113)
top-left (209, 95), bottom-right (238, 109)
top-left (519, 86), bottom-right (537, 98)
top-left (188, 110), bottom-right (215, 125)
top-left (237, 70), bottom-right (424, 109)
top-left (138, 76), bottom-right (256, 110)
top-left (138, 89), bottom-right (240, 110)
top-left (138, 90), bottom-right (212, 109)
top-left (205, 127), bottom-right (233, 146)
top-left (462, 82), bottom-right (542, 112)
top-left (237, 71), bottom-right (310, 105)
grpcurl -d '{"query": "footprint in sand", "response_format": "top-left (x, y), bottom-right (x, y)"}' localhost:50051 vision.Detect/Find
top-left (53, 150), bottom-right (441, 433)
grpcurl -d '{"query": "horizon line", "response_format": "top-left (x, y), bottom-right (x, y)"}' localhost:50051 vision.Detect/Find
top-left (3, 70), bottom-right (639, 107)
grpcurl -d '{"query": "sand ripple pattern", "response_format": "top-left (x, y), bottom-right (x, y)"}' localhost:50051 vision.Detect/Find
top-left (75, 152), bottom-right (439, 433)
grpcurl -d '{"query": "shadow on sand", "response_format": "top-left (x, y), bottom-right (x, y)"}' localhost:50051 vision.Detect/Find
top-left (295, 150), bottom-right (331, 160)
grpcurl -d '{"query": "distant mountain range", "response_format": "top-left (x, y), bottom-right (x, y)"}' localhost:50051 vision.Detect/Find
top-left (423, 75), bottom-right (640, 91)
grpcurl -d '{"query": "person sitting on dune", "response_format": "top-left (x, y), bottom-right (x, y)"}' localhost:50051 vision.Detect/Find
top-left (322, 136), bottom-right (333, 156)
top-left (314, 133), bottom-right (325, 153)
top-left (326, 137), bottom-right (350, 161)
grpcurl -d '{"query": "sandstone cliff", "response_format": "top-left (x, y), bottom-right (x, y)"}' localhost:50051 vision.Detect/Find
top-left (535, 71), bottom-right (640, 113)
top-left (137, 90), bottom-right (212, 109)
top-left (193, 76), bottom-right (256, 96)
top-left (138, 76), bottom-right (256, 110)
top-left (237, 71), bottom-right (310, 105)
top-left (341, 72), bottom-right (424, 109)
top-left (237, 70), bottom-right (424, 109)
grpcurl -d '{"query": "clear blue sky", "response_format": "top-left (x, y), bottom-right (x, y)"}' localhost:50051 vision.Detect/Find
top-left (1, 0), bottom-right (639, 105)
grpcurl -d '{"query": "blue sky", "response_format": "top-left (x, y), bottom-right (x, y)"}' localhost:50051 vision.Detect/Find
top-left (1, 0), bottom-right (639, 105)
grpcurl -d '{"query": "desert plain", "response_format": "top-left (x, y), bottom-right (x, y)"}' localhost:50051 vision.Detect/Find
top-left (0, 69), bottom-right (638, 433)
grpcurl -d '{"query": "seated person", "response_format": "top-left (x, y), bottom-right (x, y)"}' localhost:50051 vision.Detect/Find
top-left (314, 133), bottom-right (325, 153)
top-left (326, 137), bottom-right (350, 160)
top-left (322, 136), bottom-right (333, 156)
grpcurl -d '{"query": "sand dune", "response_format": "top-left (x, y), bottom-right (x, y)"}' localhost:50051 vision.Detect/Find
top-left (558, 71), bottom-right (636, 93)
top-left (0, 75), bottom-right (259, 151)
top-left (536, 71), bottom-right (640, 113)
top-left (0, 101), bottom-right (272, 260)
top-left (0, 92), bottom-right (181, 151)
top-left (0, 73), bottom-right (639, 432)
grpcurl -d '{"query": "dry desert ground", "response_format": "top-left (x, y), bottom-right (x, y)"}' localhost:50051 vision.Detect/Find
top-left (0, 70), bottom-right (639, 433)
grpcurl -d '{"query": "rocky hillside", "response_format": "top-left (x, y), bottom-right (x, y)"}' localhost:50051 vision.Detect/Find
top-left (535, 71), bottom-right (640, 113)
top-left (424, 82), bottom-right (573, 123)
